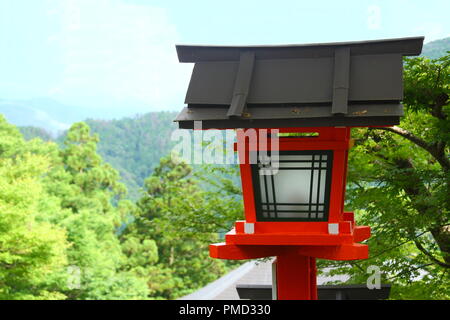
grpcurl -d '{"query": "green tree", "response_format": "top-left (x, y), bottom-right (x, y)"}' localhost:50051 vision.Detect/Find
top-left (44, 122), bottom-right (149, 299)
top-left (0, 115), bottom-right (68, 300)
top-left (122, 156), bottom-right (243, 299)
top-left (324, 55), bottom-right (449, 299)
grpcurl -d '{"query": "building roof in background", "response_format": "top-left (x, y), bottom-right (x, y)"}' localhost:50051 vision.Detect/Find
top-left (180, 259), bottom-right (349, 300)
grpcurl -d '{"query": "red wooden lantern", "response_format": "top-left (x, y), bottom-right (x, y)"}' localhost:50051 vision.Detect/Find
top-left (211, 126), bottom-right (367, 300)
top-left (174, 37), bottom-right (424, 299)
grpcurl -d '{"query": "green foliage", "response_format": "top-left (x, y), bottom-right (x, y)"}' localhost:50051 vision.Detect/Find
top-left (0, 115), bottom-right (68, 299)
top-left (421, 37), bottom-right (450, 60)
top-left (0, 112), bottom-right (243, 300)
top-left (121, 156), bottom-right (243, 299)
top-left (321, 55), bottom-right (450, 299)
top-left (47, 122), bottom-right (149, 300)
top-left (0, 117), bottom-right (151, 299)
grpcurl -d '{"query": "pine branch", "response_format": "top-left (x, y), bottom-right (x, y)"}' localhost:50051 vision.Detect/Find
top-left (414, 238), bottom-right (450, 269)
top-left (374, 126), bottom-right (450, 171)
top-left (386, 263), bottom-right (434, 281)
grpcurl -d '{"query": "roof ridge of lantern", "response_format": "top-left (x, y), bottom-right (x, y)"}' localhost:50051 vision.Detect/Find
top-left (176, 36), bottom-right (424, 62)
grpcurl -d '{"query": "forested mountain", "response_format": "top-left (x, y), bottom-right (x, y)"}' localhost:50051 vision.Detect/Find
top-left (20, 112), bottom-right (178, 200)
top-left (421, 37), bottom-right (450, 59)
top-left (84, 112), bottom-right (178, 200)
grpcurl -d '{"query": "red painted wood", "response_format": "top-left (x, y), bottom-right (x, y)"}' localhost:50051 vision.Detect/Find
top-left (210, 126), bottom-right (370, 300)
top-left (354, 226), bottom-right (371, 242)
top-left (310, 258), bottom-right (318, 300)
top-left (209, 243), bottom-right (289, 260)
top-left (328, 149), bottom-right (346, 222)
top-left (209, 243), bottom-right (368, 261)
top-left (247, 140), bottom-right (349, 151)
top-left (343, 211), bottom-right (355, 224)
top-left (296, 243), bottom-right (369, 260)
top-left (239, 162), bottom-right (257, 222)
top-left (276, 252), bottom-right (317, 300)
top-left (236, 126), bottom-right (351, 225)
top-left (341, 128), bottom-right (351, 214)
top-left (234, 220), bottom-right (330, 234)
top-left (225, 231), bottom-right (354, 246)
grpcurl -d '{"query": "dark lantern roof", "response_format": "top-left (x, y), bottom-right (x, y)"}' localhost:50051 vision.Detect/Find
top-left (174, 36), bottom-right (424, 129)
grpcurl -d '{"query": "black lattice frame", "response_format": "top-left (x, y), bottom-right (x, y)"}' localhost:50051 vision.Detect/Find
top-left (251, 150), bottom-right (333, 222)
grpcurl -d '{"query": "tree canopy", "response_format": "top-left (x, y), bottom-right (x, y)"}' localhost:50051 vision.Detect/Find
top-left (323, 54), bottom-right (450, 299)
top-left (120, 157), bottom-right (243, 299)
top-left (0, 117), bottom-right (242, 299)
top-left (0, 116), bottom-right (68, 299)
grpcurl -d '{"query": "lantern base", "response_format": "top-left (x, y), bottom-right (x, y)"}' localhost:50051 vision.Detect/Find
top-left (211, 212), bottom-right (369, 260)
top-left (209, 212), bottom-right (370, 299)
top-left (210, 242), bottom-right (368, 261)
top-left (225, 219), bottom-right (370, 246)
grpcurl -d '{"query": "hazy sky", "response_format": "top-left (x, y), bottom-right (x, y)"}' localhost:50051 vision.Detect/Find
top-left (0, 0), bottom-right (449, 114)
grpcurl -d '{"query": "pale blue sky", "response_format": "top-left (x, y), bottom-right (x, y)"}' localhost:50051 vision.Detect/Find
top-left (0, 0), bottom-right (449, 115)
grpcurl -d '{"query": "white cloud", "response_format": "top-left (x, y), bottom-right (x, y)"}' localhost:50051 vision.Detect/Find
top-left (47, 0), bottom-right (192, 112)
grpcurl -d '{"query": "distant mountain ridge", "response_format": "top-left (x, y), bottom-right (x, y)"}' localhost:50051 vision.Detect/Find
top-left (83, 112), bottom-right (178, 200)
top-left (0, 98), bottom-right (71, 136)
top-left (421, 37), bottom-right (450, 60)
top-left (0, 97), bottom-right (156, 135)
top-left (19, 111), bottom-right (178, 200)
